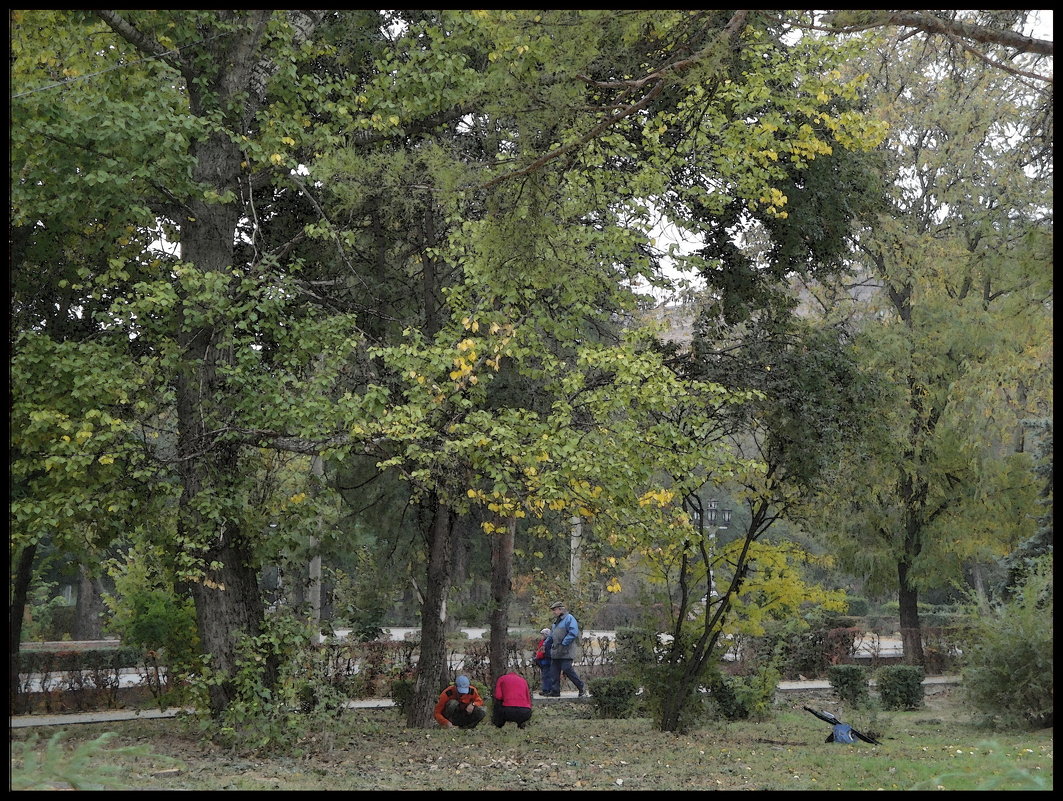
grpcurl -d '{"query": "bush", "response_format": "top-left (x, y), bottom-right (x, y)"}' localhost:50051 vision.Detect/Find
top-left (15, 645), bottom-right (144, 712)
top-left (613, 626), bottom-right (657, 670)
top-left (639, 660), bottom-right (713, 732)
top-left (845, 596), bottom-right (870, 617)
top-left (827, 664), bottom-right (870, 707)
top-left (877, 665), bottom-right (924, 710)
top-left (17, 645), bottom-right (142, 676)
top-left (749, 614), bottom-right (862, 679)
top-left (389, 677), bottom-right (416, 716)
top-left (587, 677), bottom-right (639, 719)
top-left (960, 556), bottom-right (1053, 728)
top-left (21, 581), bottom-right (71, 642)
top-left (724, 664), bottom-right (781, 721)
top-left (101, 549), bottom-right (202, 704)
top-left (208, 613), bottom-right (323, 752)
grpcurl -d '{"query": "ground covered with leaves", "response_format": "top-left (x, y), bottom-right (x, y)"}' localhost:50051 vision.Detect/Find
top-left (10, 687), bottom-right (1052, 791)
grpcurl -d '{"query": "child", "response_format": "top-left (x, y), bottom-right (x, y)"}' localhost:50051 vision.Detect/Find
top-left (534, 627), bottom-right (556, 695)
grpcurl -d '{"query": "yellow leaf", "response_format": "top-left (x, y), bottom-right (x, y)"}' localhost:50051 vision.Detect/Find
top-left (98, 455), bottom-right (115, 465)
top-left (270, 153), bottom-right (283, 165)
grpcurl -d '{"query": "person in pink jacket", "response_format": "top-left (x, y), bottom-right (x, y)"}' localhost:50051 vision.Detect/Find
top-left (492, 671), bottom-right (533, 729)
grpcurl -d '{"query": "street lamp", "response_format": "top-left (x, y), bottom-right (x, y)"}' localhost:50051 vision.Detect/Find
top-left (704, 500), bottom-right (732, 530)
top-left (693, 500), bottom-right (731, 600)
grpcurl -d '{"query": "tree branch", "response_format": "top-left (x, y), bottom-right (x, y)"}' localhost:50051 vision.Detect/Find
top-left (480, 10), bottom-right (751, 191)
top-left (95, 10), bottom-right (191, 80)
top-left (879, 11), bottom-right (1053, 57)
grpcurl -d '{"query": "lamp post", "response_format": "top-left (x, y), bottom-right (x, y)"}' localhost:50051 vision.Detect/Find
top-left (693, 499), bottom-right (731, 600)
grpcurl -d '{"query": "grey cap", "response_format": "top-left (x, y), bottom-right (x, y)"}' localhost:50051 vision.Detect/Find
top-left (540, 628), bottom-right (551, 636)
top-left (549, 601), bottom-right (564, 609)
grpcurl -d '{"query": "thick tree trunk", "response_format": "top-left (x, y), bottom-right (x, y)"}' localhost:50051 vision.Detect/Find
top-left (9, 542), bottom-right (37, 715)
top-left (73, 563), bottom-right (104, 640)
top-left (188, 536), bottom-right (274, 716)
top-left (488, 516), bottom-right (516, 687)
top-left (897, 559), bottom-right (925, 667)
top-left (94, 9), bottom-right (327, 723)
top-left (407, 496), bottom-right (455, 727)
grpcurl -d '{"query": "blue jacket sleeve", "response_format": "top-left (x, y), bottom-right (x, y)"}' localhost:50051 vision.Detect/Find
top-left (561, 615), bottom-right (579, 646)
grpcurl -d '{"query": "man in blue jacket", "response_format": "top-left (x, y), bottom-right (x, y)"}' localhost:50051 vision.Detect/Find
top-left (545, 601), bottom-right (588, 697)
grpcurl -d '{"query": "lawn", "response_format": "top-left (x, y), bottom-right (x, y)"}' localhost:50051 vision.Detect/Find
top-left (10, 686), bottom-right (1052, 790)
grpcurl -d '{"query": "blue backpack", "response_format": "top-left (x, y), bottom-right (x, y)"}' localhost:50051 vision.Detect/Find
top-left (830, 723), bottom-right (857, 744)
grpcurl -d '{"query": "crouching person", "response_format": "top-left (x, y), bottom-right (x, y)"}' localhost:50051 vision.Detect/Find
top-left (434, 675), bottom-right (486, 729)
top-left (492, 671), bottom-right (533, 729)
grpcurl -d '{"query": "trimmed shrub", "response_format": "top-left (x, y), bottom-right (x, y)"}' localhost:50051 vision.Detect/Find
top-left (845, 596), bottom-right (870, 617)
top-left (613, 627), bottom-right (657, 669)
top-left (827, 664), bottom-right (870, 707)
top-left (877, 665), bottom-right (924, 710)
top-left (587, 677), bottom-right (639, 719)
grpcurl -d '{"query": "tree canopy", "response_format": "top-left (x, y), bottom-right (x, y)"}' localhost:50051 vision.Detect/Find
top-left (9, 9), bottom-right (1051, 735)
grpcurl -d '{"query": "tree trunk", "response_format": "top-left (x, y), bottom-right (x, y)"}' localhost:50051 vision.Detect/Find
top-left (569, 515), bottom-right (583, 586)
top-left (897, 558), bottom-right (925, 667)
top-left (407, 496), bottom-right (455, 727)
top-left (172, 76), bottom-right (267, 721)
top-left (488, 516), bottom-right (516, 687)
top-left (73, 562), bottom-right (104, 640)
top-left (188, 536), bottom-right (275, 717)
top-left (9, 542), bottom-right (37, 714)
top-left (94, 9), bottom-right (327, 722)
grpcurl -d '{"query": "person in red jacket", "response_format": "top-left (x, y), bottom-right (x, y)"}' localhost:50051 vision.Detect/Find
top-left (534, 627), bottom-right (556, 695)
top-left (433, 675), bottom-right (486, 729)
top-left (492, 671), bottom-right (533, 729)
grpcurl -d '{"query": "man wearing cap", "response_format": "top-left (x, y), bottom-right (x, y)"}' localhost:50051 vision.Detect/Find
top-left (433, 675), bottom-right (486, 729)
top-left (534, 627), bottom-right (556, 695)
top-left (546, 601), bottom-right (588, 697)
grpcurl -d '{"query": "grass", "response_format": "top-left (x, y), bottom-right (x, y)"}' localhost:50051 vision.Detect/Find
top-left (9, 687), bottom-right (1052, 791)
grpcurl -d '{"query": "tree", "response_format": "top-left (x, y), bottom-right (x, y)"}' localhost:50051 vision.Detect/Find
top-left (302, 9), bottom-right (894, 726)
top-left (10, 10), bottom-right (888, 730)
top-left (997, 419), bottom-right (1053, 598)
top-left (799, 14), bottom-right (1052, 664)
top-left (622, 312), bottom-right (881, 731)
top-left (10, 9), bottom-right (349, 719)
